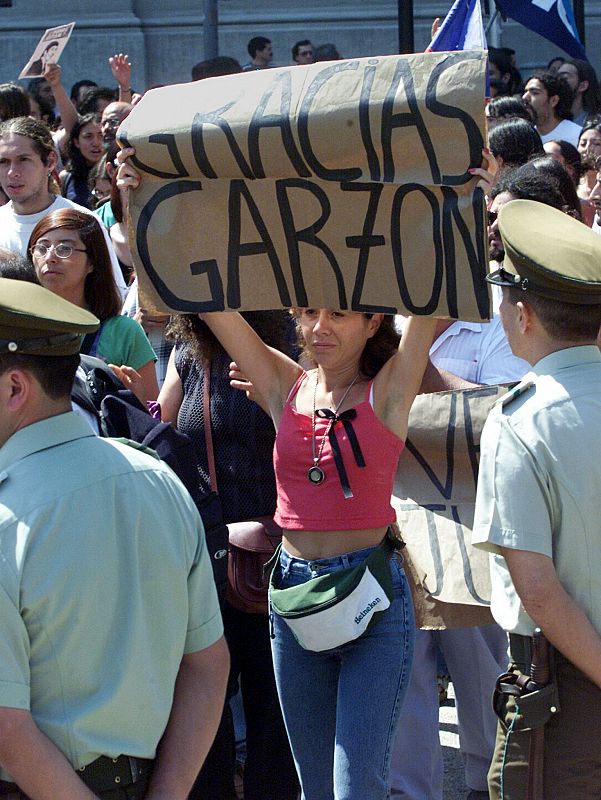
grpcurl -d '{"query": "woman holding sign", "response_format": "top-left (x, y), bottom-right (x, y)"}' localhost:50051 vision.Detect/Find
top-left (198, 309), bottom-right (436, 800)
top-left (118, 150), bottom-right (437, 800)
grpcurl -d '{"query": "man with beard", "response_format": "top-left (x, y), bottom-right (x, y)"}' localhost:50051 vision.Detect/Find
top-left (522, 71), bottom-right (582, 147)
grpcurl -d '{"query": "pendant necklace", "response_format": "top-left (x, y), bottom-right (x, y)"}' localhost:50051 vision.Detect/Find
top-left (308, 371), bottom-right (360, 485)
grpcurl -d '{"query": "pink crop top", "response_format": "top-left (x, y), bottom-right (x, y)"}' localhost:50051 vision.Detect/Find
top-left (273, 372), bottom-right (405, 530)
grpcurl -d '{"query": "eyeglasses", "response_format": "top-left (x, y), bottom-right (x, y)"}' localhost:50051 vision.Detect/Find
top-left (30, 242), bottom-right (87, 259)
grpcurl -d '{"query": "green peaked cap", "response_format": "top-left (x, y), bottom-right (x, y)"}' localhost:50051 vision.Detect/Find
top-left (487, 199), bottom-right (601, 304)
top-left (0, 277), bottom-right (99, 355)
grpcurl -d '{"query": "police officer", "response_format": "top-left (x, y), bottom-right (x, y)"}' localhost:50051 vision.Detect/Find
top-left (472, 200), bottom-right (601, 799)
top-left (0, 278), bottom-right (229, 799)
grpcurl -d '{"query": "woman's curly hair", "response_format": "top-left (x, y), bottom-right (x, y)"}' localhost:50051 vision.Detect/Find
top-left (166, 310), bottom-right (296, 365)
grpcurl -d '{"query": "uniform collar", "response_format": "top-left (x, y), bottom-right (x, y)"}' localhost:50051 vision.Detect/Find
top-left (0, 411), bottom-right (96, 473)
top-left (532, 345), bottom-right (601, 377)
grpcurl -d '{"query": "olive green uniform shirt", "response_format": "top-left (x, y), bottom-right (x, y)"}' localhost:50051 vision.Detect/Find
top-left (472, 346), bottom-right (601, 636)
top-left (0, 412), bottom-right (223, 777)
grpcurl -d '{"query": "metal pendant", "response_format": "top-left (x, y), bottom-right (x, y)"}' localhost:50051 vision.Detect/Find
top-left (307, 465), bottom-right (325, 485)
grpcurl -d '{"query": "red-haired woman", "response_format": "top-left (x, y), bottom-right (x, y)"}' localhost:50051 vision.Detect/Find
top-left (28, 207), bottom-right (159, 399)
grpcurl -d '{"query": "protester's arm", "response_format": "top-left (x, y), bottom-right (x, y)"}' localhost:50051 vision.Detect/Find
top-left (157, 349), bottom-right (183, 424)
top-left (44, 64), bottom-right (78, 149)
top-left (502, 548), bottom-right (601, 689)
top-left (200, 312), bottom-right (301, 424)
top-left (469, 148), bottom-right (498, 194)
top-left (137, 359), bottom-right (160, 402)
top-left (144, 638), bottom-right (229, 800)
top-left (0, 708), bottom-right (98, 800)
top-left (418, 359), bottom-right (480, 393)
top-left (109, 54), bottom-right (133, 103)
top-left (228, 361), bottom-right (270, 413)
top-left (374, 316), bottom-right (437, 439)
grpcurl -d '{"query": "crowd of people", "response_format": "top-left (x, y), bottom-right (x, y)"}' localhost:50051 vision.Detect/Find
top-left (0, 33), bottom-right (600, 800)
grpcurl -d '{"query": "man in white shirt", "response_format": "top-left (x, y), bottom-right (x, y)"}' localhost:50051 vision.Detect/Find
top-left (522, 71), bottom-right (582, 147)
top-left (0, 116), bottom-right (127, 297)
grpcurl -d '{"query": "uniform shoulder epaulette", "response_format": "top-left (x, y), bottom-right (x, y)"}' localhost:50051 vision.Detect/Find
top-left (110, 437), bottom-right (161, 460)
top-left (500, 379), bottom-right (535, 408)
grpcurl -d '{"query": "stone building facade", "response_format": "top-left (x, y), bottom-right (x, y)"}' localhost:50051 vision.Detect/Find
top-left (0, 1), bottom-right (599, 94)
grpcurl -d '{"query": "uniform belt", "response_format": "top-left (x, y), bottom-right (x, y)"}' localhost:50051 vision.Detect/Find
top-left (0, 754), bottom-right (153, 797)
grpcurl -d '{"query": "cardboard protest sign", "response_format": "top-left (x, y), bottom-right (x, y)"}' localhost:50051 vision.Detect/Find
top-left (19, 23), bottom-right (75, 80)
top-left (393, 384), bottom-right (508, 629)
top-left (121, 51), bottom-right (490, 319)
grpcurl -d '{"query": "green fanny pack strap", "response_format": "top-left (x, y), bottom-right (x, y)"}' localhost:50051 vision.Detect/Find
top-left (268, 539), bottom-right (395, 652)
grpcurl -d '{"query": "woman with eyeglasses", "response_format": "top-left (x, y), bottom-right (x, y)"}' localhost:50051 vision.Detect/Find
top-left (28, 207), bottom-right (159, 399)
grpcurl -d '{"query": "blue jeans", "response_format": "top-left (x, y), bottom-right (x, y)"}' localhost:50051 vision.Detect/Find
top-left (270, 544), bottom-right (415, 800)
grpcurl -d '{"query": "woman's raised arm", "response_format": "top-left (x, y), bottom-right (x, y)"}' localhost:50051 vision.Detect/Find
top-left (200, 312), bottom-right (301, 425)
top-left (373, 315), bottom-right (437, 440)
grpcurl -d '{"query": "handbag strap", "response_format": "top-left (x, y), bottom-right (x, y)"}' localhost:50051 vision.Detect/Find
top-left (202, 360), bottom-right (219, 493)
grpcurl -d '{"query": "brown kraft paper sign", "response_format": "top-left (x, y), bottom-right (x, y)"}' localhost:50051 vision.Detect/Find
top-left (119, 50), bottom-right (490, 319)
top-left (393, 385), bottom-right (509, 629)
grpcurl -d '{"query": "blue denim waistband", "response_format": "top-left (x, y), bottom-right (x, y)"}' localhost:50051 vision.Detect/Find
top-left (280, 542), bottom-right (381, 578)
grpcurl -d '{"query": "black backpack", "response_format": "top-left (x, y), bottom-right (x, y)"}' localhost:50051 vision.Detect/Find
top-left (72, 355), bottom-right (229, 601)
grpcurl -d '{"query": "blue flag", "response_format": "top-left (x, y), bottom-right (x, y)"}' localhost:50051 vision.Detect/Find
top-left (495, 0), bottom-right (586, 60)
top-left (427, 0), bottom-right (487, 51)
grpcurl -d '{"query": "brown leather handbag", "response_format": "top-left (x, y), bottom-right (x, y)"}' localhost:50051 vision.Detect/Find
top-left (203, 364), bottom-right (282, 614)
top-left (226, 517), bottom-right (282, 613)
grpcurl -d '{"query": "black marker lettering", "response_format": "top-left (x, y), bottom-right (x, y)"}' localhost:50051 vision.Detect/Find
top-left (359, 64), bottom-right (381, 182)
top-left (342, 182), bottom-right (393, 313)
top-left (441, 187), bottom-right (489, 319)
top-left (399, 503), bottom-right (447, 597)
top-left (248, 71), bottom-right (310, 178)
top-left (451, 506), bottom-right (489, 604)
top-left (137, 181), bottom-right (225, 311)
top-left (227, 180), bottom-right (292, 308)
top-left (297, 61), bottom-right (363, 182)
top-left (275, 179), bottom-right (347, 308)
top-left (425, 52), bottom-right (485, 185)
top-left (391, 184), bottom-right (443, 314)
top-left (381, 60), bottom-right (440, 183)
top-left (191, 103), bottom-right (254, 179)
top-left (189, 259), bottom-right (224, 310)
top-left (405, 392), bottom-right (457, 500)
top-left (462, 386), bottom-right (499, 488)
top-left (119, 131), bottom-right (189, 180)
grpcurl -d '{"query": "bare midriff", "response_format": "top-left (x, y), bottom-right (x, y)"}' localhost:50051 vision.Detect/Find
top-left (283, 526), bottom-right (388, 560)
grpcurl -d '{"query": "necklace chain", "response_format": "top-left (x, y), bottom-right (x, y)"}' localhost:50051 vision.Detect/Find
top-left (310, 372), bottom-right (359, 474)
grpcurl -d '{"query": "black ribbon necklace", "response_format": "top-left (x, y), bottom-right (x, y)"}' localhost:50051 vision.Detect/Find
top-left (308, 372), bottom-right (366, 498)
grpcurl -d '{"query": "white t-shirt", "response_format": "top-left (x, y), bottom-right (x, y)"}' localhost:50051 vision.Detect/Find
top-left (539, 118), bottom-right (582, 148)
top-left (0, 195), bottom-right (127, 298)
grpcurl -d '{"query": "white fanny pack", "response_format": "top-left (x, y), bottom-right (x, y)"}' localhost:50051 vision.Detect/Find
top-left (268, 540), bottom-right (394, 652)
